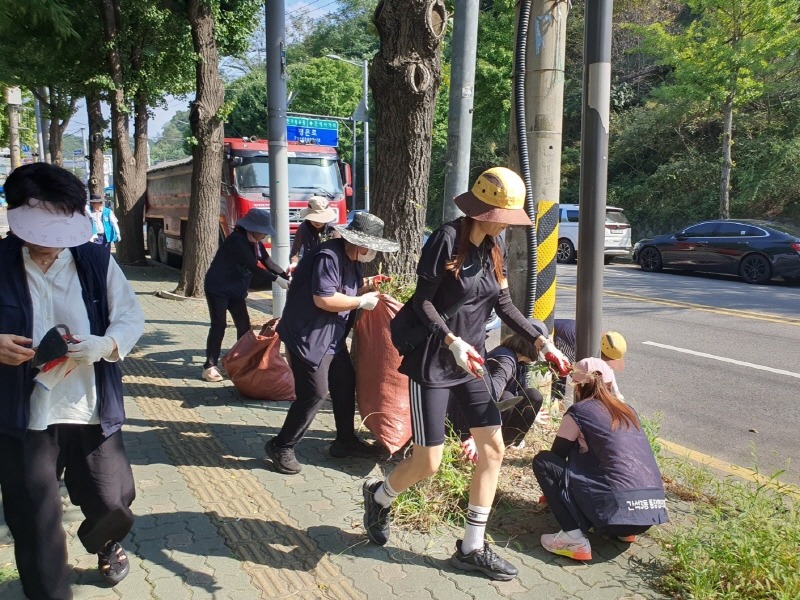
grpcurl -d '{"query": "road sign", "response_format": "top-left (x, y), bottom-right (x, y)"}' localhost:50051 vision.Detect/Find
top-left (286, 116), bottom-right (338, 147)
top-left (73, 149), bottom-right (83, 156)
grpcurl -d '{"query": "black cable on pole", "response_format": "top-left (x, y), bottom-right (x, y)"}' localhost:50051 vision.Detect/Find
top-left (514, 0), bottom-right (537, 316)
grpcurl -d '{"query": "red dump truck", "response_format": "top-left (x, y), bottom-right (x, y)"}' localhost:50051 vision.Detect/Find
top-left (145, 137), bottom-right (352, 265)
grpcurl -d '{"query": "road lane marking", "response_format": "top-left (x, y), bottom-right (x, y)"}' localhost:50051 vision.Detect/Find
top-left (642, 341), bottom-right (800, 379)
top-left (557, 283), bottom-right (800, 326)
top-left (659, 438), bottom-right (800, 499)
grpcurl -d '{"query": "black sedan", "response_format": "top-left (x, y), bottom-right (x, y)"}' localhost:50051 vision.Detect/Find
top-left (632, 219), bottom-right (800, 285)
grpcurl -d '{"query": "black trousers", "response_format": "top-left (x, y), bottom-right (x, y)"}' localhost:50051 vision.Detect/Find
top-left (273, 348), bottom-right (356, 448)
top-left (532, 450), bottom-right (650, 538)
top-left (0, 425), bottom-right (136, 600)
top-left (205, 292), bottom-right (251, 368)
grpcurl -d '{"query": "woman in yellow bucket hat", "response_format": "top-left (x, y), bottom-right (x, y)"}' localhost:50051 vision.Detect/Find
top-left (360, 167), bottom-right (571, 580)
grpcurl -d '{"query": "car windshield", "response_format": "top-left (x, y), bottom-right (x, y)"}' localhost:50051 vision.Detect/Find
top-left (606, 210), bottom-right (629, 225)
top-left (762, 222), bottom-right (800, 237)
top-left (233, 156), bottom-right (343, 193)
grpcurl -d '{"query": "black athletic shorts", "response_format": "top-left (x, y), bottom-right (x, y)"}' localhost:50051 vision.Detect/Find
top-left (409, 377), bottom-right (502, 447)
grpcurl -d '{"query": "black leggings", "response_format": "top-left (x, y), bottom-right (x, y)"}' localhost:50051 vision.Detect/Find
top-left (0, 426), bottom-right (135, 600)
top-left (532, 450), bottom-right (650, 537)
top-left (273, 348), bottom-right (357, 448)
top-left (205, 293), bottom-right (251, 368)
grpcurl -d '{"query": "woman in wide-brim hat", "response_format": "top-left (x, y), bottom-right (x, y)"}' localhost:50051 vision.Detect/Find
top-left (266, 212), bottom-right (398, 475)
top-left (289, 196), bottom-right (341, 270)
top-left (359, 167), bottom-right (572, 581)
top-left (202, 208), bottom-right (290, 382)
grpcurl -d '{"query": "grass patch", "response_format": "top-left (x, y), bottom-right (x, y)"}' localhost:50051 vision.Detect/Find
top-left (0, 563), bottom-right (18, 584)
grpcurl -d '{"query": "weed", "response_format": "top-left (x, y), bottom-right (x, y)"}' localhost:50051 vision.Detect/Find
top-left (0, 564), bottom-right (18, 584)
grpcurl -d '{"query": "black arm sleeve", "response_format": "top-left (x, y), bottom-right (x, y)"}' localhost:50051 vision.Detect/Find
top-left (290, 227), bottom-right (303, 259)
top-left (494, 287), bottom-right (547, 340)
top-left (412, 277), bottom-right (452, 339)
top-left (550, 436), bottom-right (575, 459)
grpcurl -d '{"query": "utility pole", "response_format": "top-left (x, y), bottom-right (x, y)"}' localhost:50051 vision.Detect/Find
top-left (4, 87), bottom-right (22, 170)
top-left (575, 0), bottom-right (613, 361)
top-left (506, 1), bottom-right (569, 332)
top-left (361, 58), bottom-right (370, 213)
top-left (81, 127), bottom-right (90, 181)
top-left (266, 0), bottom-right (290, 317)
top-left (37, 87), bottom-right (51, 163)
top-left (33, 93), bottom-right (45, 162)
top-left (351, 118), bottom-right (357, 209)
top-left (442, 0), bottom-right (479, 222)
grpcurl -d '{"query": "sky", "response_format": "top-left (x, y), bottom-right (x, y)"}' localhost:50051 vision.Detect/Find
top-left (64, 1), bottom-right (335, 143)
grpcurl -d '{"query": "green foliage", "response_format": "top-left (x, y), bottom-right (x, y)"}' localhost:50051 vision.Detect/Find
top-left (391, 432), bottom-right (473, 532)
top-left (150, 109), bottom-right (192, 163)
top-left (656, 472), bottom-right (800, 599)
top-left (287, 0), bottom-right (379, 64)
top-left (0, 563), bottom-right (18, 584)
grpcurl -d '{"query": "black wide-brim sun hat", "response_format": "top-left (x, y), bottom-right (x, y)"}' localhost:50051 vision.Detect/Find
top-left (237, 208), bottom-right (275, 236)
top-left (332, 212), bottom-right (399, 253)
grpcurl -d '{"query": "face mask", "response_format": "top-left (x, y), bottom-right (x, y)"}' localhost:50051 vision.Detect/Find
top-left (357, 249), bottom-right (377, 263)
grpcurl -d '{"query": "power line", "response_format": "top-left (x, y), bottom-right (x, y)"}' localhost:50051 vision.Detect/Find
top-left (287, 0), bottom-right (327, 15)
top-left (290, 0), bottom-right (340, 19)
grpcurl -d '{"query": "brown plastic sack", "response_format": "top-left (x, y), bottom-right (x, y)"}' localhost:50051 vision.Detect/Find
top-left (222, 319), bottom-right (296, 401)
top-left (353, 294), bottom-right (411, 454)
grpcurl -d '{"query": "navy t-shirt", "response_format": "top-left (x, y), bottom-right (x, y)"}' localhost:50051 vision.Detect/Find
top-left (553, 318), bottom-right (576, 363)
top-left (276, 238), bottom-right (361, 368)
top-left (399, 219), bottom-right (505, 387)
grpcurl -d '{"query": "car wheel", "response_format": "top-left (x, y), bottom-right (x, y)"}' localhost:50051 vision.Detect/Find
top-left (604, 256), bottom-right (615, 265)
top-left (557, 239), bottom-right (576, 263)
top-left (739, 254), bottom-right (771, 284)
top-left (638, 247), bottom-right (662, 272)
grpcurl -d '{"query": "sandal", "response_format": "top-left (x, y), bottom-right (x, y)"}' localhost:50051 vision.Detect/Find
top-left (98, 541), bottom-right (129, 585)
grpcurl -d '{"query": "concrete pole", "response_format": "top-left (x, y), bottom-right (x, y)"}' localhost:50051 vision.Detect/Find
top-left (38, 87), bottom-right (51, 163)
top-left (33, 93), bottom-right (45, 162)
top-left (575, 0), bottom-right (613, 361)
top-left (505, 0), bottom-right (568, 331)
top-left (266, 0), bottom-right (290, 317)
top-left (4, 87), bottom-right (21, 170)
top-left (81, 127), bottom-right (90, 180)
top-left (351, 118), bottom-right (357, 210)
top-left (362, 59), bottom-right (370, 213)
top-left (442, 0), bottom-right (479, 222)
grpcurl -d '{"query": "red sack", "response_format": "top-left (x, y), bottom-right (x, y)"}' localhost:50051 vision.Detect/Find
top-left (222, 319), bottom-right (296, 401)
top-left (352, 294), bottom-right (411, 454)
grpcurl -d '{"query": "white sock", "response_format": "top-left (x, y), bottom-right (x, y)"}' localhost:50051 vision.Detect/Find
top-left (461, 504), bottom-right (491, 554)
top-left (565, 528), bottom-right (584, 540)
top-left (374, 477), bottom-right (398, 508)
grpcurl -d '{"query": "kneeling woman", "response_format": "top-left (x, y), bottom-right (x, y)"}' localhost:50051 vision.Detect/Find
top-left (533, 357), bottom-right (668, 561)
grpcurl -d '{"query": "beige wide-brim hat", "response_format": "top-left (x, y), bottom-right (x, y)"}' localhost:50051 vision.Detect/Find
top-left (8, 199), bottom-right (93, 247)
top-left (453, 167), bottom-right (534, 226)
top-left (332, 212), bottom-right (399, 253)
top-left (299, 195), bottom-right (338, 224)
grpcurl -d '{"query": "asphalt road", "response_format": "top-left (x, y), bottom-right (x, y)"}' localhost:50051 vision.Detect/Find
top-left (553, 262), bottom-right (800, 483)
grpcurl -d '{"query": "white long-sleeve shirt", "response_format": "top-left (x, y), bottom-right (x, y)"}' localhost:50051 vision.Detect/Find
top-left (23, 247), bottom-right (144, 430)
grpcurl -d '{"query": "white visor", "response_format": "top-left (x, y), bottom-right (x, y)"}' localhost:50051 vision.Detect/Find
top-left (7, 199), bottom-right (93, 248)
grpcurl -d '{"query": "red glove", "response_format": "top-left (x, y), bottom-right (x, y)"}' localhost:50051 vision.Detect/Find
top-left (542, 341), bottom-right (571, 377)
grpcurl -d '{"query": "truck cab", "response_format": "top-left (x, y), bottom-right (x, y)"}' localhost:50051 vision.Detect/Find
top-left (145, 137), bottom-right (352, 265)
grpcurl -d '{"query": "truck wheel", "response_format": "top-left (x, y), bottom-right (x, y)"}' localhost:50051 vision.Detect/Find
top-left (146, 225), bottom-right (159, 258)
top-left (157, 228), bottom-right (169, 264)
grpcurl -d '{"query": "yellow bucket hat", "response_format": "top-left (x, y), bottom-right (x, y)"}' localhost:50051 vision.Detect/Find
top-left (453, 167), bottom-right (533, 226)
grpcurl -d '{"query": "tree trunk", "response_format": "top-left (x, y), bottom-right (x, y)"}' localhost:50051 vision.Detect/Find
top-left (86, 92), bottom-right (106, 197)
top-left (719, 91), bottom-right (734, 220)
top-left (44, 86), bottom-right (77, 168)
top-left (100, 0), bottom-right (148, 266)
top-left (370, 0), bottom-right (448, 276)
top-left (175, 0), bottom-right (225, 297)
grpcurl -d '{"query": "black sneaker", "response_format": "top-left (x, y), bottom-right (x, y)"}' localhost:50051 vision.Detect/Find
top-left (265, 438), bottom-right (302, 475)
top-left (362, 477), bottom-right (391, 546)
top-left (450, 540), bottom-right (519, 581)
top-left (330, 436), bottom-right (385, 459)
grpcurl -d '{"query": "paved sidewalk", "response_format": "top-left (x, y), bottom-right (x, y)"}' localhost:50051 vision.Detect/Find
top-left (0, 260), bottom-right (668, 599)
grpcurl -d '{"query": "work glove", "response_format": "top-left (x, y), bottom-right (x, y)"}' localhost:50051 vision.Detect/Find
top-left (447, 336), bottom-right (484, 377)
top-left (367, 274), bottom-right (392, 290)
top-left (541, 340), bottom-right (571, 377)
top-left (460, 436), bottom-right (479, 464)
top-left (274, 277), bottom-right (289, 290)
top-left (67, 335), bottom-right (116, 365)
top-left (357, 292), bottom-right (380, 311)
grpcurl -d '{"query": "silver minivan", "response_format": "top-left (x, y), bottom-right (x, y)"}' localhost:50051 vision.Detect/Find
top-left (557, 204), bottom-right (632, 264)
